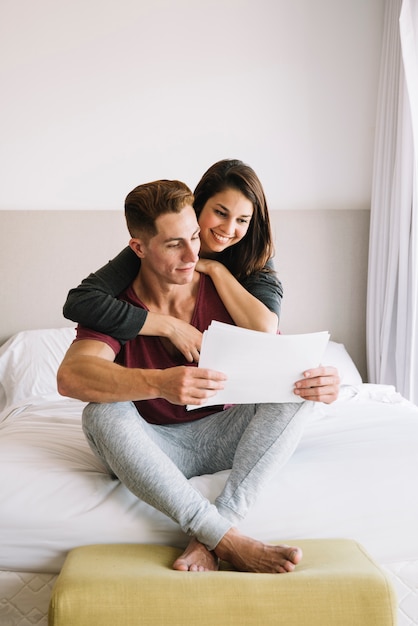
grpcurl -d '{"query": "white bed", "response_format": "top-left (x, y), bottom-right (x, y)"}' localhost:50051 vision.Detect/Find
top-left (1, 327), bottom-right (418, 625)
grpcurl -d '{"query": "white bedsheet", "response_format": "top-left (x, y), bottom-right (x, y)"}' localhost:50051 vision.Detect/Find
top-left (1, 384), bottom-right (417, 574)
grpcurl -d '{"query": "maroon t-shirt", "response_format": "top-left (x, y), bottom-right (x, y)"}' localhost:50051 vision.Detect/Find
top-left (76, 274), bottom-right (234, 425)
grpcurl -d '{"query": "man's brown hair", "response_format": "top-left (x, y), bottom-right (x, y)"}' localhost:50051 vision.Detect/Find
top-left (125, 179), bottom-right (194, 239)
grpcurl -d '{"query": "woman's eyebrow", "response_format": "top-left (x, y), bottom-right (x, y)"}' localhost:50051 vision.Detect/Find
top-left (216, 203), bottom-right (252, 218)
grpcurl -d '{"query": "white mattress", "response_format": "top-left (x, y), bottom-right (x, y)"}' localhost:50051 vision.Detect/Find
top-left (384, 561), bottom-right (418, 626)
top-left (0, 570), bottom-right (56, 626)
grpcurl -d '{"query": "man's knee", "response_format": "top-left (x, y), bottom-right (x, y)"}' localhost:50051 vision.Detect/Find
top-left (82, 402), bottom-right (101, 432)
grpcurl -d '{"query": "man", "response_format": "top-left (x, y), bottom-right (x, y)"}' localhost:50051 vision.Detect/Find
top-left (58, 179), bottom-right (339, 573)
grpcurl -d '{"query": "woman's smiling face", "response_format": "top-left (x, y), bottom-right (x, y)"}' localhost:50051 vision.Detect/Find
top-left (197, 188), bottom-right (254, 256)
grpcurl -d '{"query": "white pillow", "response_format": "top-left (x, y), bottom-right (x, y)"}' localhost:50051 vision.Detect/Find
top-left (0, 327), bottom-right (76, 410)
top-left (322, 341), bottom-right (363, 385)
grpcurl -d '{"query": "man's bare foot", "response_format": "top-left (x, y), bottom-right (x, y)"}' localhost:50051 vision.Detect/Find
top-left (173, 537), bottom-right (219, 572)
top-left (214, 528), bottom-right (302, 573)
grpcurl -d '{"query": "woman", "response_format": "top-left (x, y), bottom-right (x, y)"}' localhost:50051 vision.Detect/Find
top-left (63, 159), bottom-right (283, 362)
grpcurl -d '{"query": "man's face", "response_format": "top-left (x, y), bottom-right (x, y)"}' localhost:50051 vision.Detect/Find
top-left (140, 205), bottom-right (201, 285)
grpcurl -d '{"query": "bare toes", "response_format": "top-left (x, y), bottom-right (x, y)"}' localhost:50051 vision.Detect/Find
top-left (172, 539), bottom-right (219, 572)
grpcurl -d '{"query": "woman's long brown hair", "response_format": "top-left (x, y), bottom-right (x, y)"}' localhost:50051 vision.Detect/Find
top-left (193, 159), bottom-right (275, 280)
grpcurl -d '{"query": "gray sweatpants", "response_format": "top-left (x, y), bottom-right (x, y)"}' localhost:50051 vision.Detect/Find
top-left (82, 400), bottom-right (313, 550)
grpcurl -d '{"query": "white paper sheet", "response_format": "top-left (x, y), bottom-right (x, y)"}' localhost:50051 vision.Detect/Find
top-left (187, 322), bottom-right (330, 409)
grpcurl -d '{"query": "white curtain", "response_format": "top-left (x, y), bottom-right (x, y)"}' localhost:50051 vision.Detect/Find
top-left (367, 0), bottom-right (418, 403)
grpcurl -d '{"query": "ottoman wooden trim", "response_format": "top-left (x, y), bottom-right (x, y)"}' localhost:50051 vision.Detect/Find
top-left (48, 539), bottom-right (397, 626)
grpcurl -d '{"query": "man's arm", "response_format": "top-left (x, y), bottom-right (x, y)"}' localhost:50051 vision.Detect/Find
top-left (57, 339), bottom-right (227, 406)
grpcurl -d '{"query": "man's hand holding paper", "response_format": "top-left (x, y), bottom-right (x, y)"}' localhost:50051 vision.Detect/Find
top-left (187, 321), bottom-right (331, 410)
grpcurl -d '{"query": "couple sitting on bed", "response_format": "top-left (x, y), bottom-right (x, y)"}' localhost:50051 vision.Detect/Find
top-left (57, 159), bottom-right (340, 574)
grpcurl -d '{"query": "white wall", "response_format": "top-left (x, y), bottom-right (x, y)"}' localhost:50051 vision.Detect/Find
top-left (0, 0), bottom-right (384, 211)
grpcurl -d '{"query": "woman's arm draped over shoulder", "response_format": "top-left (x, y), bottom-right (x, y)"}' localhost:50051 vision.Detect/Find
top-left (63, 247), bottom-right (143, 343)
top-left (196, 257), bottom-right (283, 333)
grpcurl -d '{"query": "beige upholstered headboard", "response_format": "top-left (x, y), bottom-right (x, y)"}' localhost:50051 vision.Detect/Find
top-left (0, 209), bottom-right (370, 380)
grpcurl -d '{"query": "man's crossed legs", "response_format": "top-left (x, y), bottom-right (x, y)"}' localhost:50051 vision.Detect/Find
top-left (82, 400), bottom-right (314, 573)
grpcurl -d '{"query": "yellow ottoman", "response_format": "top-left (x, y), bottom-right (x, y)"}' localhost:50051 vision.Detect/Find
top-left (48, 539), bottom-right (397, 626)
